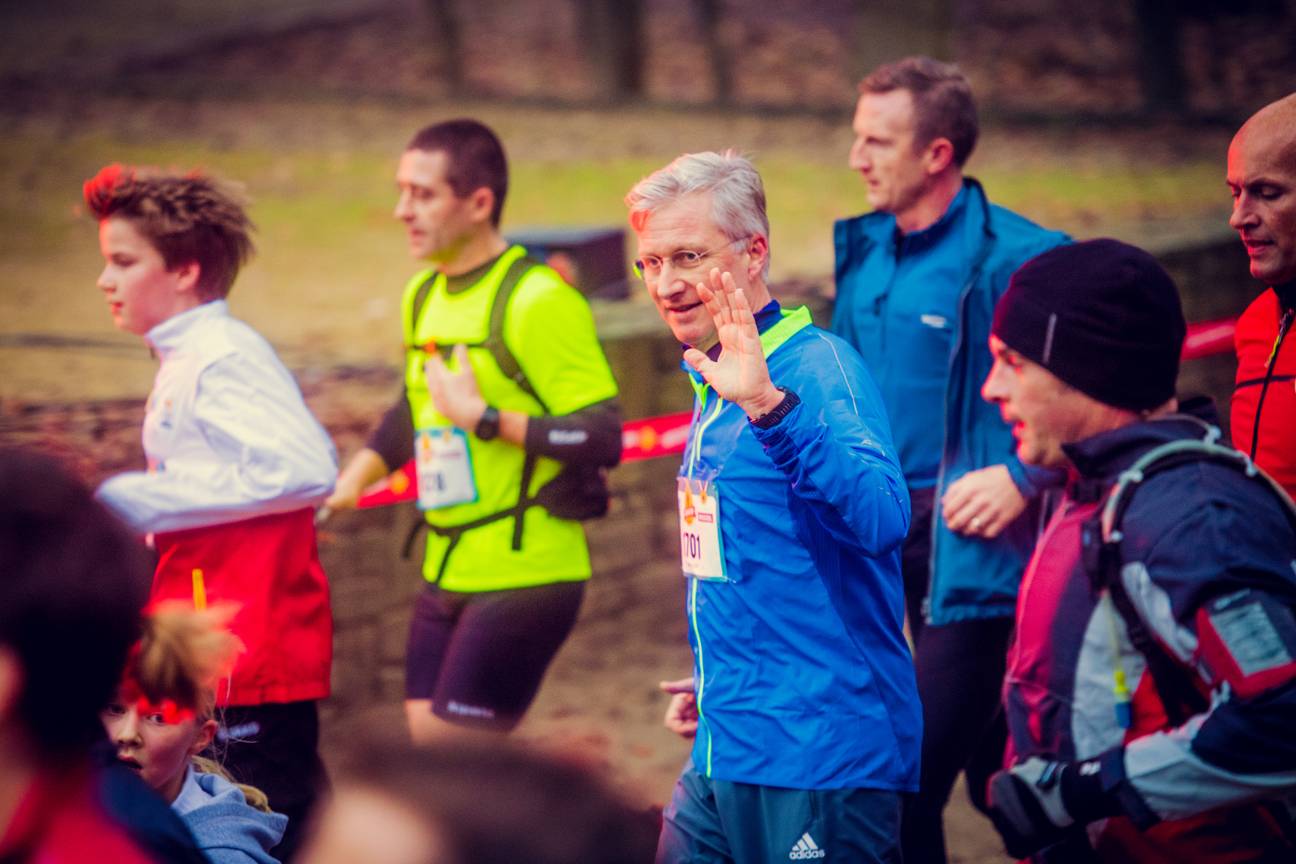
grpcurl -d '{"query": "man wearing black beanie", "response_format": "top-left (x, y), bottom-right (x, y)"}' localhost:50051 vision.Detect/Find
top-left (982, 238), bottom-right (1296, 861)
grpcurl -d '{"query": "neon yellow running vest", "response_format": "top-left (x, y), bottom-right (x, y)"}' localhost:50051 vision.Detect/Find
top-left (400, 245), bottom-right (619, 592)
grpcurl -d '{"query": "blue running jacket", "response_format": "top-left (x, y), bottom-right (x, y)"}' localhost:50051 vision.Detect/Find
top-left (679, 305), bottom-right (921, 791)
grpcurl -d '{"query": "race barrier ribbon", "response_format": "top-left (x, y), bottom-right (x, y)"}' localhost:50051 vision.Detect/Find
top-left (354, 317), bottom-right (1236, 509)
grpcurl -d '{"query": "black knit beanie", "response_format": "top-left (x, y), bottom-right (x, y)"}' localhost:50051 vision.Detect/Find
top-left (992, 239), bottom-right (1185, 411)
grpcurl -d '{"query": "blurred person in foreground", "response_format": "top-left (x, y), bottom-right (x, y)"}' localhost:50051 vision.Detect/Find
top-left (104, 602), bottom-right (288, 863)
top-left (86, 164), bottom-right (338, 860)
top-left (627, 151), bottom-right (919, 863)
top-left (1227, 92), bottom-right (1296, 500)
top-left (982, 240), bottom-right (1296, 861)
top-left (298, 735), bottom-right (657, 864)
top-left (831, 56), bottom-right (1070, 863)
top-left (324, 119), bottom-right (621, 743)
top-left (0, 449), bottom-right (204, 863)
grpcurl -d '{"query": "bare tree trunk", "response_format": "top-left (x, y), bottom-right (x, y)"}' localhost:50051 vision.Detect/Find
top-left (850, 0), bottom-right (953, 85)
top-left (577, 0), bottom-right (645, 102)
top-left (692, 0), bottom-right (732, 105)
top-left (1133, 0), bottom-right (1186, 115)
top-left (424, 0), bottom-right (465, 94)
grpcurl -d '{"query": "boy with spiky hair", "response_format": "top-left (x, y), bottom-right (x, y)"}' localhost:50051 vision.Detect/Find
top-left (86, 164), bottom-right (337, 861)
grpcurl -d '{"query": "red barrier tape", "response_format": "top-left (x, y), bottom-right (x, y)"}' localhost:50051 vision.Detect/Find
top-left (355, 412), bottom-right (693, 508)
top-left (356, 461), bottom-right (417, 509)
top-left (1181, 317), bottom-right (1236, 361)
top-left (355, 317), bottom-right (1237, 508)
top-left (619, 411), bottom-right (694, 463)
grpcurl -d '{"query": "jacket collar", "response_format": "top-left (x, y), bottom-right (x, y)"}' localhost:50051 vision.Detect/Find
top-left (145, 300), bottom-right (227, 359)
top-left (695, 299), bottom-right (784, 362)
top-left (835, 177), bottom-right (992, 249)
top-left (1274, 280), bottom-right (1296, 312)
top-left (684, 303), bottom-right (814, 398)
top-left (892, 183), bottom-right (968, 254)
top-left (1062, 397), bottom-right (1222, 484)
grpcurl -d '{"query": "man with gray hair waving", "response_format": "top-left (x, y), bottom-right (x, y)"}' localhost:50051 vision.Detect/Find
top-left (627, 151), bottom-right (920, 863)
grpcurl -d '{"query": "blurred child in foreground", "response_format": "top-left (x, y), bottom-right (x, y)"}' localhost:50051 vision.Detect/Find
top-left (104, 602), bottom-right (287, 864)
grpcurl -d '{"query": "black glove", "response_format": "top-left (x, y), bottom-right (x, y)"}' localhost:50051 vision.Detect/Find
top-left (988, 756), bottom-right (1121, 859)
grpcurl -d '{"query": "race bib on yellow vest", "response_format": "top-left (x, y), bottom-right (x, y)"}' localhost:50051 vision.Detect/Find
top-left (678, 477), bottom-right (726, 581)
top-left (415, 427), bottom-right (477, 510)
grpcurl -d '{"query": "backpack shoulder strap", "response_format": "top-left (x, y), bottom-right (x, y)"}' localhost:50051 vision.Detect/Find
top-left (484, 255), bottom-right (549, 414)
top-left (1099, 436), bottom-right (1296, 548)
top-left (405, 270), bottom-right (440, 348)
top-left (403, 256), bottom-right (549, 411)
top-left (1105, 560), bottom-right (1209, 725)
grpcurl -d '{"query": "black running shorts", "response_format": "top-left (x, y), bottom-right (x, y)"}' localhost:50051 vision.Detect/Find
top-left (404, 580), bottom-right (585, 731)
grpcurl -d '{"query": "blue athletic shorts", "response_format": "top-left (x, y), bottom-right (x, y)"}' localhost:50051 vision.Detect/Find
top-left (404, 580), bottom-right (584, 731)
top-left (656, 758), bottom-right (902, 864)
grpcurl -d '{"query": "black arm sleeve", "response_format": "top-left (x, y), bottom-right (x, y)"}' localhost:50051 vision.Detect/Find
top-left (365, 388), bottom-right (414, 470)
top-left (523, 397), bottom-right (623, 467)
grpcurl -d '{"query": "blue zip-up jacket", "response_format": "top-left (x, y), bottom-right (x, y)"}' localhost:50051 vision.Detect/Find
top-left (833, 179), bottom-right (1069, 625)
top-left (680, 304), bottom-right (921, 791)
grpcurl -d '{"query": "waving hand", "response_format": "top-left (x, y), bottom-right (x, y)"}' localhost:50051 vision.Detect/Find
top-left (682, 268), bottom-right (783, 420)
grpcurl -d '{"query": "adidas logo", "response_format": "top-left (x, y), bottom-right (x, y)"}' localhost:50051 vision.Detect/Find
top-left (789, 832), bottom-right (826, 860)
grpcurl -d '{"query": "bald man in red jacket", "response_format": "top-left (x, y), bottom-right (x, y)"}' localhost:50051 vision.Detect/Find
top-left (1227, 93), bottom-right (1296, 498)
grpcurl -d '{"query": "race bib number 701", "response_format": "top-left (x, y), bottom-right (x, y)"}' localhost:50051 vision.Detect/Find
top-left (678, 478), bottom-right (726, 581)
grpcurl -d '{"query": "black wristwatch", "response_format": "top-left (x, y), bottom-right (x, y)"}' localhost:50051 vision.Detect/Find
top-left (475, 405), bottom-right (501, 441)
top-left (751, 387), bottom-right (800, 429)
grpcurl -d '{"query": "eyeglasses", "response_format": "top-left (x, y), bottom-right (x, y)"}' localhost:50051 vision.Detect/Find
top-left (633, 237), bottom-right (749, 279)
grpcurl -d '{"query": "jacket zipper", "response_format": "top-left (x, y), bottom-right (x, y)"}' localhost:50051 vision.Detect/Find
top-left (925, 184), bottom-right (996, 624)
top-left (1248, 306), bottom-right (1294, 462)
top-left (684, 392), bottom-right (723, 776)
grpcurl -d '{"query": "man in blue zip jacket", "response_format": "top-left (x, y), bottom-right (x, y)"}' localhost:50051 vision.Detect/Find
top-left (627, 151), bottom-right (920, 863)
top-left (832, 56), bottom-right (1069, 861)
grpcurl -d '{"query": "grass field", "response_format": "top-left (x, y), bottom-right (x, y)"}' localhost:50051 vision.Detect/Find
top-left (0, 90), bottom-right (1233, 402)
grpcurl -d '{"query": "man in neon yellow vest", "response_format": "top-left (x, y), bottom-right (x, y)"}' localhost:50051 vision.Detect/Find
top-left (328, 119), bottom-right (621, 741)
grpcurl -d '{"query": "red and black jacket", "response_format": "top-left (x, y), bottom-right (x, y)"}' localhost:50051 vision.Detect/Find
top-left (1232, 284), bottom-right (1296, 500)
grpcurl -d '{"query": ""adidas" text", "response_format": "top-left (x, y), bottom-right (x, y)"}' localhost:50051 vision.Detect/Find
top-left (789, 833), bottom-right (826, 860)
